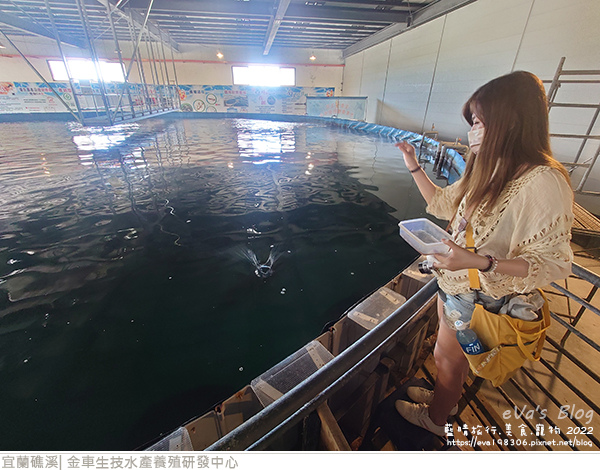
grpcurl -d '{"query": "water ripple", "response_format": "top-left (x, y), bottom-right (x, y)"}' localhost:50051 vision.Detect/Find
top-left (0, 117), bottom-right (428, 450)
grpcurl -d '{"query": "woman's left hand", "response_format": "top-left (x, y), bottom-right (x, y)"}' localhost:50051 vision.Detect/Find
top-left (433, 239), bottom-right (488, 272)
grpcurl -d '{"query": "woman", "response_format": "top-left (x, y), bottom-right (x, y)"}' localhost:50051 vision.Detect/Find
top-left (394, 71), bottom-right (574, 435)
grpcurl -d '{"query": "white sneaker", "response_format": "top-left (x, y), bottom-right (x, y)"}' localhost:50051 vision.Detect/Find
top-left (394, 400), bottom-right (446, 436)
top-left (406, 386), bottom-right (459, 415)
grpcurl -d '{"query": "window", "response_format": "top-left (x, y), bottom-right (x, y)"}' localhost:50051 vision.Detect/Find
top-left (48, 59), bottom-right (125, 82)
top-left (232, 65), bottom-right (295, 87)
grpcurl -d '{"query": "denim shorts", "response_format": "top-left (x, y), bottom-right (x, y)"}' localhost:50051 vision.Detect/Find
top-left (439, 290), bottom-right (508, 330)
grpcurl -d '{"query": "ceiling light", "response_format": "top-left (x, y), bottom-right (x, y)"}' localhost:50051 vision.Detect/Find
top-left (0, 41), bottom-right (6, 49)
top-left (216, 52), bottom-right (224, 59)
top-left (309, 55), bottom-right (316, 61)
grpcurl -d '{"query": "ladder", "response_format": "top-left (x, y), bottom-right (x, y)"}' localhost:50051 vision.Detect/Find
top-left (545, 57), bottom-right (600, 196)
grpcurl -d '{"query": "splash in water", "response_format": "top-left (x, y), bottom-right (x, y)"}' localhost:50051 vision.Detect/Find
top-left (241, 245), bottom-right (282, 278)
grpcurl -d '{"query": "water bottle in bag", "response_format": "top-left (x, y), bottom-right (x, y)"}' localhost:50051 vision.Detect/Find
top-left (455, 320), bottom-right (485, 355)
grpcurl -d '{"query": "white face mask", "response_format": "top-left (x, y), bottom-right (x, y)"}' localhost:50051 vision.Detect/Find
top-left (468, 127), bottom-right (484, 149)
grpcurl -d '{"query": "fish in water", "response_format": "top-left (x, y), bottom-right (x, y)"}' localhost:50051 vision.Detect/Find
top-left (241, 245), bottom-right (281, 278)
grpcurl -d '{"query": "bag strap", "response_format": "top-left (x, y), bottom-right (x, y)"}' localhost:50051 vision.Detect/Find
top-left (505, 318), bottom-right (542, 361)
top-left (465, 222), bottom-right (482, 292)
top-left (466, 223), bottom-right (551, 362)
top-left (504, 290), bottom-right (551, 361)
top-left (468, 221), bottom-right (530, 358)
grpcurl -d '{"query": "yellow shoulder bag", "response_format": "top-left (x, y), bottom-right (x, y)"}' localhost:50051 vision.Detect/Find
top-left (462, 222), bottom-right (551, 387)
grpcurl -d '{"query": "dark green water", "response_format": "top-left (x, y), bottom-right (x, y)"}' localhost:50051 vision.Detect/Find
top-left (0, 117), bottom-right (431, 450)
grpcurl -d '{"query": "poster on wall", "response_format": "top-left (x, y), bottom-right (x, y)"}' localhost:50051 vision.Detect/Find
top-left (0, 81), bottom-right (75, 113)
top-left (306, 96), bottom-right (367, 121)
top-left (178, 85), bottom-right (334, 115)
top-left (223, 88), bottom-right (249, 112)
top-left (177, 85), bottom-right (228, 113)
top-left (0, 82), bottom-right (21, 113)
top-left (0, 81), bottom-right (335, 117)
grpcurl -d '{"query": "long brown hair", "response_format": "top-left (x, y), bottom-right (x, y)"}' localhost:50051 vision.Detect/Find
top-left (455, 71), bottom-right (570, 215)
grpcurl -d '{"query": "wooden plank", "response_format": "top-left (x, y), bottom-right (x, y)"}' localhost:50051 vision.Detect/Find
top-left (453, 404), bottom-right (490, 451)
top-left (419, 347), bottom-right (521, 451)
top-left (448, 423), bottom-right (475, 451)
top-left (371, 427), bottom-right (397, 451)
top-left (473, 381), bottom-right (547, 451)
top-left (333, 368), bottom-right (380, 440)
top-left (373, 358), bottom-right (395, 410)
top-left (402, 245), bottom-right (600, 452)
top-left (573, 201), bottom-right (600, 235)
top-left (317, 403), bottom-right (352, 451)
top-left (380, 440), bottom-right (397, 451)
top-left (461, 392), bottom-right (516, 451)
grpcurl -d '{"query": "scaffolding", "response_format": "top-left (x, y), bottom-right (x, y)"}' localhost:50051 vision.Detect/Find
top-left (0, 0), bottom-right (180, 126)
top-left (546, 57), bottom-right (600, 196)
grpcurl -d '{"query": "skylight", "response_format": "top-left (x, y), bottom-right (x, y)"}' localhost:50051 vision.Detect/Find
top-left (48, 59), bottom-right (125, 82)
top-left (232, 66), bottom-right (296, 87)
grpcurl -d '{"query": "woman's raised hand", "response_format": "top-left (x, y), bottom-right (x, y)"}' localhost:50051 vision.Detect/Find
top-left (395, 140), bottom-right (438, 204)
top-left (395, 141), bottom-right (419, 171)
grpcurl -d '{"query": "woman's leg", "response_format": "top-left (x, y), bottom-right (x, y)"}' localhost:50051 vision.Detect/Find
top-left (428, 296), bottom-right (469, 425)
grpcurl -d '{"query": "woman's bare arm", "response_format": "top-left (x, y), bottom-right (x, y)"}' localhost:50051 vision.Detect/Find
top-left (433, 239), bottom-right (530, 277)
top-left (396, 141), bottom-right (439, 205)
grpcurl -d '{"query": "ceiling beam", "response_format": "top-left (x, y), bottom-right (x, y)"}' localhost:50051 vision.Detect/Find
top-left (263, 0), bottom-right (291, 56)
top-left (410, 0), bottom-right (478, 26)
top-left (126, 0), bottom-right (272, 16)
top-left (342, 21), bottom-right (407, 58)
top-left (0, 10), bottom-right (86, 48)
top-left (126, 0), bottom-right (409, 23)
top-left (93, 0), bottom-right (180, 51)
top-left (285, 4), bottom-right (408, 22)
top-left (343, 0), bottom-right (477, 57)
top-left (310, 0), bottom-right (413, 6)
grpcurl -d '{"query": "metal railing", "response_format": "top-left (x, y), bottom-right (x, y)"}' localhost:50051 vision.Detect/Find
top-left (205, 259), bottom-right (600, 451)
top-left (544, 57), bottom-right (600, 196)
top-left (205, 278), bottom-right (440, 451)
top-left (550, 263), bottom-right (600, 353)
top-left (500, 262), bottom-right (600, 450)
top-left (1, 0), bottom-right (180, 127)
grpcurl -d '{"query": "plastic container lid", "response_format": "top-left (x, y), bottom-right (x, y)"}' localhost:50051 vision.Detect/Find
top-left (250, 341), bottom-right (334, 407)
top-left (145, 427), bottom-right (193, 451)
top-left (348, 287), bottom-right (407, 330)
top-left (398, 218), bottom-right (450, 255)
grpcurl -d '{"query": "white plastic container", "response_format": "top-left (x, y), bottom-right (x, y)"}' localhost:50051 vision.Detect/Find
top-left (348, 287), bottom-right (406, 330)
top-left (250, 341), bottom-right (334, 407)
top-left (399, 218), bottom-right (450, 254)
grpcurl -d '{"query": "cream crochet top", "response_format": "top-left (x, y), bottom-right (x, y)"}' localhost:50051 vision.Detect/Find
top-left (427, 165), bottom-right (574, 298)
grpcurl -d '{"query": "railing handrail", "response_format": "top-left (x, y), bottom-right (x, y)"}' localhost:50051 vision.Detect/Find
top-left (205, 261), bottom-right (598, 451)
top-left (205, 277), bottom-right (440, 451)
top-left (571, 261), bottom-right (600, 287)
top-left (548, 261), bottom-right (600, 355)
